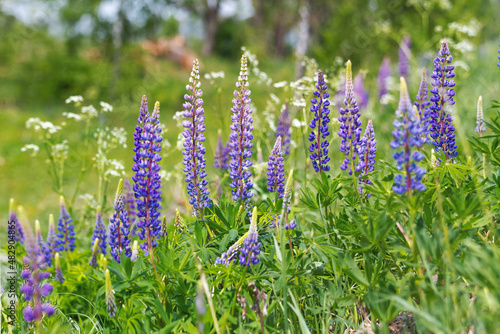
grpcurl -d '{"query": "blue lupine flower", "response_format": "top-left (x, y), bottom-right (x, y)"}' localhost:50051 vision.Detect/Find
top-left (54, 253), bottom-right (64, 283)
top-left (45, 214), bottom-right (56, 267)
top-left (399, 35), bottom-right (411, 80)
top-left (89, 238), bottom-right (99, 267)
top-left (214, 129), bottom-right (229, 169)
top-left (267, 136), bottom-right (285, 198)
top-left (475, 96), bottom-right (486, 134)
top-left (55, 196), bottom-right (76, 252)
top-left (9, 198), bottom-right (24, 243)
top-left (123, 178), bottom-right (137, 236)
top-left (308, 69), bottom-right (331, 173)
top-left (378, 57), bottom-right (391, 99)
top-left (391, 78), bottom-right (427, 194)
top-left (497, 35), bottom-right (500, 69)
top-left (357, 119), bottom-right (377, 196)
top-left (339, 61), bottom-right (363, 174)
top-left (354, 73), bottom-right (369, 110)
top-left (414, 67), bottom-right (430, 135)
top-left (428, 40), bottom-right (458, 162)
top-left (228, 55), bottom-right (254, 209)
top-left (92, 206), bottom-right (107, 255)
top-left (214, 235), bottom-right (246, 266)
top-left (182, 59), bottom-right (211, 218)
top-left (109, 179), bottom-right (131, 262)
top-left (239, 207), bottom-right (261, 266)
top-left (132, 96), bottom-right (163, 255)
top-left (35, 220), bottom-right (47, 262)
top-left (276, 103), bottom-right (291, 155)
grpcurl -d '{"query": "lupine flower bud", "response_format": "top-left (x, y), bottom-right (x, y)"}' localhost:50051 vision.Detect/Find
top-left (89, 238), bottom-right (99, 267)
top-left (215, 232), bottom-right (247, 266)
top-left (267, 136), bottom-right (285, 198)
top-left (92, 206), bottom-right (107, 255)
top-left (229, 54), bottom-right (254, 210)
top-left (339, 61), bottom-right (363, 174)
top-left (174, 209), bottom-right (183, 229)
top-left (357, 120), bottom-right (377, 196)
top-left (182, 59), bottom-right (211, 218)
top-left (131, 240), bottom-right (139, 262)
top-left (132, 97), bottom-right (163, 255)
top-left (55, 196), bottom-right (75, 252)
top-left (475, 96), bottom-right (486, 134)
top-left (214, 129), bottom-right (229, 169)
top-left (378, 57), bottom-right (391, 99)
top-left (239, 207), bottom-right (261, 266)
top-left (105, 269), bottom-right (117, 317)
top-left (429, 40), bottom-right (458, 162)
top-left (431, 149), bottom-right (439, 168)
top-left (415, 68), bottom-right (430, 136)
top-left (54, 253), bottom-right (64, 283)
top-left (399, 36), bottom-right (411, 80)
top-left (276, 103), bottom-right (291, 155)
top-left (45, 214), bottom-right (56, 266)
top-left (308, 70), bottom-right (331, 173)
top-left (35, 220), bottom-right (46, 261)
top-left (9, 198), bottom-right (24, 243)
top-left (109, 179), bottom-right (131, 262)
top-left (160, 216), bottom-right (167, 237)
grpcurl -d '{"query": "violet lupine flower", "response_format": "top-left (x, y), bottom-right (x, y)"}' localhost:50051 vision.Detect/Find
top-left (267, 136), bottom-right (285, 198)
top-left (429, 40), bottom-right (458, 162)
top-left (92, 206), bottom-right (107, 255)
top-left (497, 36), bottom-right (500, 69)
top-left (239, 207), bottom-right (261, 266)
top-left (475, 96), bottom-right (486, 134)
top-left (357, 120), bottom-right (377, 196)
top-left (339, 61), bottom-right (363, 174)
top-left (18, 207), bottom-right (55, 322)
top-left (399, 36), bottom-right (411, 80)
top-left (269, 169), bottom-right (294, 229)
top-left (89, 238), bottom-right (99, 267)
top-left (214, 129), bottom-right (229, 169)
top-left (9, 198), bottom-right (24, 243)
top-left (45, 214), bottom-right (56, 267)
top-left (354, 73), bottom-right (369, 109)
top-left (308, 69), bottom-right (331, 173)
top-left (228, 54), bottom-right (254, 209)
top-left (105, 269), bottom-right (117, 317)
top-left (109, 179), bottom-right (131, 262)
top-left (378, 57), bottom-right (391, 99)
top-left (123, 178), bottom-right (137, 236)
top-left (35, 220), bottom-right (46, 260)
top-left (276, 103), bottom-right (291, 155)
top-left (391, 78), bottom-right (427, 194)
top-left (414, 68), bottom-right (430, 135)
top-left (55, 196), bottom-right (75, 252)
top-left (182, 59), bottom-right (211, 218)
top-left (215, 234), bottom-right (246, 266)
top-left (54, 253), bottom-right (64, 283)
top-left (132, 97), bottom-right (163, 255)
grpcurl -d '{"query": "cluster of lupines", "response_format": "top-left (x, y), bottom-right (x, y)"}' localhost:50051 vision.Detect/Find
top-left (357, 120), bottom-right (377, 196)
top-left (475, 96), bottom-right (486, 134)
top-left (214, 129), bottom-right (229, 169)
top-left (228, 54), bottom-right (254, 209)
top-left (378, 57), bottom-right (391, 99)
top-left (9, 198), bottom-right (24, 243)
top-left (109, 179), bottom-right (131, 262)
top-left (399, 35), bottom-right (411, 80)
top-left (55, 196), bottom-right (75, 252)
top-left (182, 59), bottom-right (211, 218)
top-left (339, 61), bottom-right (363, 174)
top-left (308, 69), bottom-right (331, 172)
top-left (429, 40), bottom-right (458, 162)
top-left (105, 269), bottom-right (116, 317)
top-left (276, 103), bottom-right (291, 155)
top-left (414, 68), bottom-right (430, 135)
top-left (92, 206), bottom-right (107, 255)
top-left (18, 208), bottom-right (55, 322)
top-left (266, 136), bottom-right (285, 198)
top-left (391, 78), bottom-right (427, 194)
top-left (132, 97), bottom-right (163, 255)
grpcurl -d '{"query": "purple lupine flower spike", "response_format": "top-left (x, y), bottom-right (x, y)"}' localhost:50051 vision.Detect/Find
top-left (354, 73), bottom-right (369, 109)
top-left (399, 35), bottom-right (411, 80)
top-left (239, 207), bottom-right (261, 266)
top-left (105, 269), bottom-right (116, 317)
top-left (415, 68), bottom-right (430, 136)
top-left (55, 196), bottom-right (76, 252)
top-left (308, 69), bottom-right (331, 173)
top-left (378, 57), bottom-right (391, 99)
top-left (475, 96), bottom-right (486, 134)
top-left (214, 129), bottom-right (229, 169)
top-left (267, 136), bottom-right (285, 198)
top-left (132, 97), bottom-right (163, 255)
top-left (429, 40), bottom-right (457, 162)
top-left (276, 103), bottom-right (291, 155)
top-left (89, 238), bottom-right (99, 267)
top-left (228, 54), bottom-right (254, 209)
top-left (54, 253), bottom-right (64, 283)
top-left (391, 78), bottom-right (427, 194)
top-left (92, 206), bottom-right (107, 255)
top-left (339, 61), bottom-right (363, 174)
top-left (182, 59), bottom-right (211, 218)
top-left (35, 220), bottom-right (47, 262)
top-left (45, 214), bottom-right (57, 266)
top-left (109, 179), bottom-right (131, 262)
top-left (497, 36), bottom-right (500, 69)
top-left (9, 198), bottom-right (24, 243)
top-left (123, 178), bottom-right (137, 236)
top-left (357, 120), bottom-right (377, 196)
top-left (17, 207), bottom-right (54, 322)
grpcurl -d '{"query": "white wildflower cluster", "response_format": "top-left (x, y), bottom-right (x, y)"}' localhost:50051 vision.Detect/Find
top-left (263, 93), bottom-right (280, 132)
top-left (65, 95), bottom-right (84, 104)
top-left (204, 71), bottom-right (225, 80)
top-left (95, 127), bottom-right (127, 151)
top-left (241, 46), bottom-right (272, 86)
top-left (62, 112), bottom-right (83, 121)
top-left (176, 132), bottom-right (185, 151)
top-left (79, 193), bottom-right (98, 208)
top-left (273, 81), bottom-right (287, 88)
top-left (159, 170), bottom-right (172, 182)
top-left (20, 144), bottom-right (40, 157)
top-left (291, 119), bottom-right (307, 128)
top-left (51, 140), bottom-right (69, 163)
top-left (173, 111), bottom-right (184, 127)
top-left (100, 101), bottom-right (113, 112)
top-left (448, 19), bottom-right (481, 37)
top-left (94, 152), bottom-right (125, 179)
top-left (26, 118), bottom-right (62, 137)
top-left (81, 105), bottom-right (98, 118)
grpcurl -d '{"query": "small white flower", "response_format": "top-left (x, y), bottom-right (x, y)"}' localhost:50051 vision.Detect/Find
top-left (65, 95), bottom-right (84, 104)
top-left (292, 98), bottom-right (306, 108)
top-left (273, 81), bottom-right (287, 88)
top-left (380, 94), bottom-right (395, 105)
top-left (100, 101), bottom-right (113, 112)
top-left (291, 119), bottom-right (306, 128)
top-left (173, 111), bottom-right (184, 127)
top-left (159, 170), bottom-right (171, 182)
top-left (79, 193), bottom-right (98, 208)
top-left (26, 118), bottom-right (62, 135)
top-left (21, 144), bottom-right (39, 156)
top-left (62, 112), bottom-right (83, 121)
top-left (81, 105), bottom-right (98, 118)
top-left (51, 140), bottom-right (69, 162)
top-left (176, 133), bottom-right (185, 151)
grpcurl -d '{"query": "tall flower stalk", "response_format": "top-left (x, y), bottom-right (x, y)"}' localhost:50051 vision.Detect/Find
top-left (132, 96), bottom-right (163, 256)
top-left (55, 196), bottom-right (75, 252)
top-left (182, 59), bottom-right (211, 218)
top-left (54, 253), bottom-right (64, 283)
top-left (45, 214), bottom-right (56, 266)
top-left (308, 69), bottom-right (331, 173)
top-left (92, 206), bottom-right (107, 255)
top-left (267, 136), bottom-right (285, 198)
top-left (399, 36), bottom-right (411, 80)
top-left (391, 78), bottom-right (427, 194)
top-left (228, 54), bottom-right (254, 210)
top-left (105, 269), bottom-right (116, 317)
top-left (339, 60), bottom-right (363, 175)
top-left (276, 103), bottom-right (291, 155)
top-left (415, 68), bottom-right (430, 136)
top-left (123, 178), bottom-right (137, 236)
top-left (214, 129), bottom-right (229, 169)
top-left (378, 57), bottom-right (391, 99)
top-left (357, 120), bottom-right (377, 196)
top-left (109, 179), bottom-right (131, 262)
top-left (429, 40), bottom-right (457, 162)
top-left (239, 207), bottom-right (261, 266)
